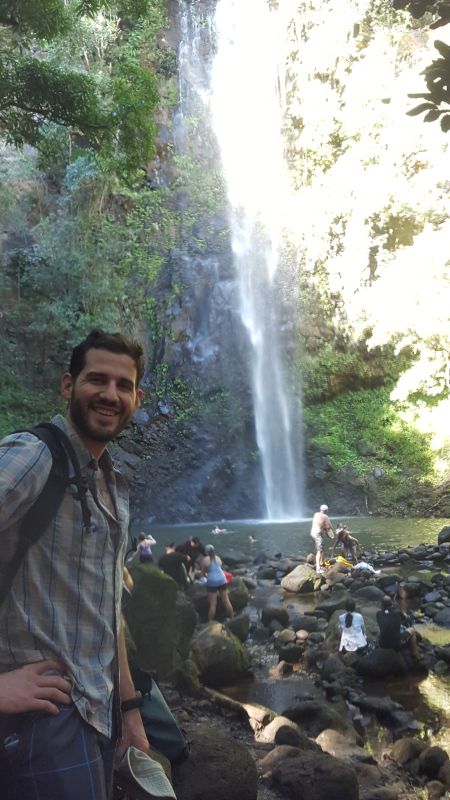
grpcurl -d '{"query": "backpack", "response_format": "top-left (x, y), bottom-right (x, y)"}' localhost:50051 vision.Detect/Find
top-left (0, 422), bottom-right (91, 608)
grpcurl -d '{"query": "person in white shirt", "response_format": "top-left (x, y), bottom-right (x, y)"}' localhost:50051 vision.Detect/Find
top-left (338, 598), bottom-right (367, 653)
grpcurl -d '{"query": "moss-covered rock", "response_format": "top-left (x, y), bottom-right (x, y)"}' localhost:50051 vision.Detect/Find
top-left (125, 565), bottom-right (198, 680)
top-left (190, 621), bottom-right (250, 687)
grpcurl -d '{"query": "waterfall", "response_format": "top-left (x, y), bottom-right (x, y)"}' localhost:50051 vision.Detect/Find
top-left (209, 0), bottom-right (305, 520)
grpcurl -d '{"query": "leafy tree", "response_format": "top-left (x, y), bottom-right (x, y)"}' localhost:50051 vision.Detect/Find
top-left (0, 0), bottom-right (161, 169)
top-left (391, 0), bottom-right (450, 130)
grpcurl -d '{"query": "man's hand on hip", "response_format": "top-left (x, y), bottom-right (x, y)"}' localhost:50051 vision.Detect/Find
top-left (0, 659), bottom-right (72, 715)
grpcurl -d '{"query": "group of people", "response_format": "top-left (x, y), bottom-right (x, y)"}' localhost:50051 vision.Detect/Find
top-left (131, 534), bottom-right (234, 623)
top-left (338, 595), bottom-right (418, 658)
top-left (310, 503), bottom-right (360, 573)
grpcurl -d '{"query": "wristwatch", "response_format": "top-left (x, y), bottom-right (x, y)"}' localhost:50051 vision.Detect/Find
top-left (121, 691), bottom-right (144, 712)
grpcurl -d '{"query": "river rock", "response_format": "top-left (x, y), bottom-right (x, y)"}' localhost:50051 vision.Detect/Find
top-left (190, 621), bottom-right (250, 686)
top-left (434, 607), bottom-right (450, 627)
top-left (280, 564), bottom-right (316, 593)
top-left (438, 759), bottom-right (450, 788)
top-left (172, 726), bottom-right (258, 800)
top-left (356, 648), bottom-right (407, 678)
top-left (282, 699), bottom-right (351, 737)
top-left (271, 751), bottom-right (359, 800)
top-left (261, 604), bottom-right (290, 627)
top-left (225, 613), bottom-right (250, 642)
top-left (316, 728), bottom-right (373, 764)
top-left (438, 526), bottom-right (450, 545)
top-left (418, 745), bottom-right (449, 778)
top-left (258, 744), bottom-right (319, 775)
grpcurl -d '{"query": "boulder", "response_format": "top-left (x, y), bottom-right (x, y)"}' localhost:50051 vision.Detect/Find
top-left (316, 728), bottom-right (375, 764)
top-left (190, 622), bottom-right (250, 686)
top-left (272, 751), bottom-right (359, 800)
top-left (261, 604), bottom-right (289, 627)
top-left (280, 564), bottom-right (316, 593)
top-left (356, 648), bottom-right (407, 678)
top-left (125, 567), bottom-right (197, 679)
top-left (438, 526), bottom-right (450, 545)
top-left (281, 699), bottom-right (351, 737)
top-left (418, 745), bottom-right (449, 779)
top-left (172, 726), bottom-right (257, 800)
top-left (225, 613), bottom-right (250, 642)
top-left (434, 608), bottom-right (450, 627)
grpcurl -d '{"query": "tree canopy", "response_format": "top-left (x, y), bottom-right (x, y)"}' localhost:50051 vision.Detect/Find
top-left (0, 0), bottom-right (161, 171)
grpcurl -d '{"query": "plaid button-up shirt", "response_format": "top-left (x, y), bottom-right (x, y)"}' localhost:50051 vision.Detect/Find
top-left (0, 415), bottom-right (129, 738)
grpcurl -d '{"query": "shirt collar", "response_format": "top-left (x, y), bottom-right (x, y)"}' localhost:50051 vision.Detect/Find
top-left (51, 414), bottom-right (114, 473)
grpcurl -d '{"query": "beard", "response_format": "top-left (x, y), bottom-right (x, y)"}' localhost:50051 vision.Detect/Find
top-left (68, 393), bottom-right (132, 445)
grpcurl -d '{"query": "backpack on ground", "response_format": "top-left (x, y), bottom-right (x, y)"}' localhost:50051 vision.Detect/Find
top-left (0, 422), bottom-right (90, 608)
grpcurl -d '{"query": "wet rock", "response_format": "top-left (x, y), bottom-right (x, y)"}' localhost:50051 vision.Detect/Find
top-left (353, 585), bottom-right (385, 602)
top-left (274, 726), bottom-right (321, 750)
top-left (280, 564), bottom-right (316, 593)
top-left (277, 642), bottom-right (303, 663)
top-left (356, 648), bottom-right (407, 678)
top-left (437, 759), bottom-right (450, 788)
top-left (257, 715), bottom-right (303, 744)
top-left (261, 605), bottom-right (289, 627)
top-left (434, 607), bottom-right (450, 627)
top-left (426, 779), bottom-right (446, 799)
top-left (272, 751), bottom-right (359, 800)
top-left (190, 621), bottom-right (250, 686)
top-left (282, 699), bottom-right (351, 738)
top-left (418, 745), bottom-right (449, 779)
top-left (316, 728), bottom-right (374, 764)
top-left (258, 744), bottom-right (315, 775)
top-left (438, 526), bottom-right (450, 545)
top-left (225, 613), bottom-right (250, 642)
top-left (172, 726), bottom-right (258, 800)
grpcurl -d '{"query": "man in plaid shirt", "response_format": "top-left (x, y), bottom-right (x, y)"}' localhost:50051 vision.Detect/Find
top-left (0, 329), bottom-right (149, 799)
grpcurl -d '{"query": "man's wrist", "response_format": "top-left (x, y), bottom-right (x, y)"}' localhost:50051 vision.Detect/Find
top-left (121, 691), bottom-right (144, 713)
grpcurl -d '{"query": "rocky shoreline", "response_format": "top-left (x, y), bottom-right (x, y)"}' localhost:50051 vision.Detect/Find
top-left (125, 525), bottom-right (450, 800)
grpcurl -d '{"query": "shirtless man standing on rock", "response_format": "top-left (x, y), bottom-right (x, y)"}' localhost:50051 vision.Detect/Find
top-left (310, 504), bottom-right (334, 573)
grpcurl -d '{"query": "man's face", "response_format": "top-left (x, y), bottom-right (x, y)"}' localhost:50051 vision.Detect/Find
top-left (61, 348), bottom-right (142, 454)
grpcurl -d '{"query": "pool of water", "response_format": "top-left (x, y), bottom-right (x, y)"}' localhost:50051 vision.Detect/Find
top-left (141, 516), bottom-right (448, 562)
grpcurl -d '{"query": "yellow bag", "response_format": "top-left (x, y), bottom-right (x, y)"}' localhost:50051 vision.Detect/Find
top-left (336, 555), bottom-right (353, 569)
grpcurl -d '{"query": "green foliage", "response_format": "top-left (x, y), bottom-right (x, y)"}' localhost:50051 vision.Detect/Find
top-left (0, 0), bottom-right (164, 172)
top-left (407, 40), bottom-right (450, 131)
top-left (304, 386), bottom-right (435, 479)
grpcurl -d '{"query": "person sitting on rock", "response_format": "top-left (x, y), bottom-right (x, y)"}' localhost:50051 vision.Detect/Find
top-left (377, 595), bottom-right (418, 658)
top-left (332, 524), bottom-right (360, 564)
top-left (201, 544), bottom-right (234, 622)
top-left (338, 598), bottom-right (368, 653)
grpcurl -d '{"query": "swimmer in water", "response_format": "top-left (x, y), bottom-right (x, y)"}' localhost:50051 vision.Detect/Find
top-left (249, 535), bottom-right (257, 544)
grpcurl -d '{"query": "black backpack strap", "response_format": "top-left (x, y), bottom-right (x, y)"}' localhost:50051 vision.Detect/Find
top-left (0, 423), bottom-right (91, 608)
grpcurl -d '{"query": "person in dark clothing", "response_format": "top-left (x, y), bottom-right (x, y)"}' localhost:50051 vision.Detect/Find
top-left (158, 544), bottom-right (190, 590)
top-left (175, 536), bottom-right (205, 579)
top-left (376, 595), bottom-right (418, 657)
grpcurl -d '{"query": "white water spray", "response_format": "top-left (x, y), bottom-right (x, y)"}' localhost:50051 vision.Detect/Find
top-left (210, 0), bottom-right (304, 520)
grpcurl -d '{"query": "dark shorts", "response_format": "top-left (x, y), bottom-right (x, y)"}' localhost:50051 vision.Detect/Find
top-left (207, 583), bottom-right (228, 593)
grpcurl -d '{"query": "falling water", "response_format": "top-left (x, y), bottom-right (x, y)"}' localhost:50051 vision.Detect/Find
top-left (209, 0), bottom-right (304, 520)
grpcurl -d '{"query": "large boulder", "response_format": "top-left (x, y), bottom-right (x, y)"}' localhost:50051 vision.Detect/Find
top-left (190, 621), bottom-right (250, 686)
top-left (438, 526), bottom-right (450, 545)
top-left (356, 648), bottom-right (407, 678)
top-left (434, 607), bottom-right (450, 627)
top-left (125, 566), bottom-right (198, 679)
top-left (280, 564), bottom-right (316, 593)
top-left (281, 699), bottom-right (351, 738)
top-left (271, 751), bottom-right (359, 800)
top-left (172, 726), bottom-right (257, 800)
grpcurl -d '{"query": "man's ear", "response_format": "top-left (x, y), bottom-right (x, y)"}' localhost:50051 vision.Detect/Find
top-left (61, 372), bottom-right (73, 400)
top-left (135, 388), bottom-right (143, 409)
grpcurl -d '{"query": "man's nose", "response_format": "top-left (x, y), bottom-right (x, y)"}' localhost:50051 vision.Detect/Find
top-left (99, 382), bottom-right (120, 402)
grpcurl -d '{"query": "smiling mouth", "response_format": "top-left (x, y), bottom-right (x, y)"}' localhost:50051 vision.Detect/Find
top-left (93, 407), bottom-right (119, 418)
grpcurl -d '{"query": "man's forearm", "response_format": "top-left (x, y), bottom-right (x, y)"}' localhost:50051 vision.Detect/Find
top-left (118, 616), bottom-right (136, 702)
